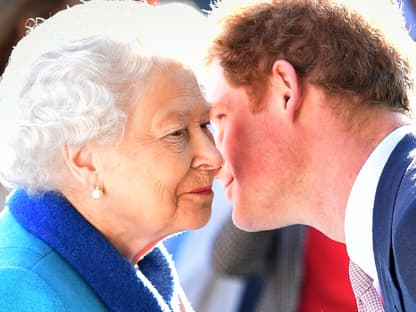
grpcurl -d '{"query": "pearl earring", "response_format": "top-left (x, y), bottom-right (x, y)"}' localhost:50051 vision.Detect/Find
top-left (91, 186), bottom-right (103, 200)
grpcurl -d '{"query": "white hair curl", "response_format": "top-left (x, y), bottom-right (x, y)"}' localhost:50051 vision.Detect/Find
top-left (0, 0), bottom-right (210, 193)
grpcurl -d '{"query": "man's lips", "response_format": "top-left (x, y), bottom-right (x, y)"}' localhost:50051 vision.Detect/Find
top-left (224, 177), bottom-right (234, 189)
top-left (188, 186), bottom-right (213, 195)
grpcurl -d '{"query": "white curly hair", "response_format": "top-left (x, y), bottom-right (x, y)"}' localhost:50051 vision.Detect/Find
top-left (0, 0), bottom-right (209, 193)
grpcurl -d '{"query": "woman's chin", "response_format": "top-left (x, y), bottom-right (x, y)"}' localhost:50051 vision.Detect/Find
top-left (184, 209), bottom-right (212, 231)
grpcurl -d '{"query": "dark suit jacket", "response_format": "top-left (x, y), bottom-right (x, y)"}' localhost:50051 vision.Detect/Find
top-left (374, 132), bottom-right (416, 311)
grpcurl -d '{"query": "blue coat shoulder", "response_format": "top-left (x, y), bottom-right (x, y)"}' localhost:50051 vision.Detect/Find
top-left (0, 209), bottom-right (107, 311)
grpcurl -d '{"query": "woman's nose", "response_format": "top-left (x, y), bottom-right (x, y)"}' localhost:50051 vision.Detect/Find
top-left (192, 131), bottom-right (224, 171)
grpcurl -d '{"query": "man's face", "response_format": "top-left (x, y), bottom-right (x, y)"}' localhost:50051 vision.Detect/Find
top-left (205, 61), bottom-right (298, 231)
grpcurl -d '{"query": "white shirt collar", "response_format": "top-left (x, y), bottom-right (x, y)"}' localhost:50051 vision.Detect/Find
top-left (344, 126), bottom-right (412, 282)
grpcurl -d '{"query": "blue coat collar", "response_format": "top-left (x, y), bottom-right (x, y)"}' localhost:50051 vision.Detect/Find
top-left (7, 189), bottom-right (178, 312)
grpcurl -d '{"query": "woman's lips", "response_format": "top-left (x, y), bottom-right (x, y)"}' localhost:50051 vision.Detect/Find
top-left (188, 186), bottom-right (213, 195)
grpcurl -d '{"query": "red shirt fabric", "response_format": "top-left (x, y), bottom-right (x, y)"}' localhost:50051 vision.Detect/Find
top-left (298, 227), bottom-right (357, 312)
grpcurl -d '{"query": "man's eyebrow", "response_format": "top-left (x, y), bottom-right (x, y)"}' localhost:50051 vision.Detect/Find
top-left (210, 99), bottom-right (229, 112)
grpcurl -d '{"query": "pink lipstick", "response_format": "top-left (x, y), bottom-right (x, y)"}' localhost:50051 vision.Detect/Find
top-left (189, 186), bottom-right (213, 195)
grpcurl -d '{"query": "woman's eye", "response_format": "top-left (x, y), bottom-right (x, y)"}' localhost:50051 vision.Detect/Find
top-left (169, 129), bottom-right (187, 138)
top-left (201, 121), bottom-right (211, 129)
top-left (201, 121), bottom-right (215, 135)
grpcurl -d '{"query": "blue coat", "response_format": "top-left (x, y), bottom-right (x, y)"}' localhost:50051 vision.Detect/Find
top-left (0, 190), bottom-right (182, 311)
top-left (373, 132), bottom-right (416, 311)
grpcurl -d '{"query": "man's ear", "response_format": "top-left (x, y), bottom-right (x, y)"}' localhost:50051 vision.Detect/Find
top-left (270, 59), bottom-right (300, 122)
top-left (61, 144), bottom-right (99, 188)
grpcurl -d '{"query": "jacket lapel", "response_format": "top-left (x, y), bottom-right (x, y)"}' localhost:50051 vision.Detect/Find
top-left (373, 132), bottom-right (416, 311)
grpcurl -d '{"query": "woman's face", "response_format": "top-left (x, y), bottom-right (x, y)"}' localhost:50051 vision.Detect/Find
top-left (91, 63), bottom-right (223, 250)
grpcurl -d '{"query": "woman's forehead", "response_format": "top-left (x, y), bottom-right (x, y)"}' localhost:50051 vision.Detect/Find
top-left (127, 65), bottom-right (210, 127)
top-left (148, 65), bottom-right (206, 106)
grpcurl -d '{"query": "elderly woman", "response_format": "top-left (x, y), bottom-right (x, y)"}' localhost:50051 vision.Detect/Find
top-left (0, 1), bottom-right (222, 311)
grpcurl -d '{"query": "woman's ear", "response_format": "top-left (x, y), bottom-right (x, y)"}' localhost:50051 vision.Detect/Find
top-left (61, 144), bottom-right (98, 188)
top-left (270, 59), bottom-right (300, 122)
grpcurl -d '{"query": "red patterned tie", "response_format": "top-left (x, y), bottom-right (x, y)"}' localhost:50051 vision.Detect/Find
top-left (349, 261), bottom-right (384, 311)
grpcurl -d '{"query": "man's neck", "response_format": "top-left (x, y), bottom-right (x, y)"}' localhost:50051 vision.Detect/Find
top-left (299, 107), bottom-right (412, 242)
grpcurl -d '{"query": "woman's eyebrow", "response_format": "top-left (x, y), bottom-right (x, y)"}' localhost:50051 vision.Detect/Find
top-left (152, 108), bottom-right (190, 130)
